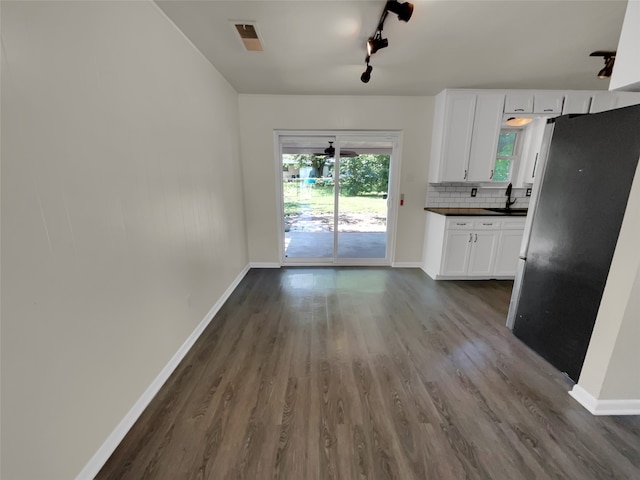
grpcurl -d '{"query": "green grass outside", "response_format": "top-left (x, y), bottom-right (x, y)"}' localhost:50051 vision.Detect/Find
top-left (283, 182), bottom-right (386, 217)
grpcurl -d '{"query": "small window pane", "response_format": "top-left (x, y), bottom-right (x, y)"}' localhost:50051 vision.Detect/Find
top-left (494, 158), bottom-right (511, 182)
top-left (497, 132), bottom-right (516, 156)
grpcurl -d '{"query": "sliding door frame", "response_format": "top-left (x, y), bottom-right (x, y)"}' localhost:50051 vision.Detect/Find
top-left (274, 130), bottom-right (403, 266)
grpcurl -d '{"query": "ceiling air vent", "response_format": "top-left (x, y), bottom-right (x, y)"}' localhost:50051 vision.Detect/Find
top-left (234, 23), bottom-right (263, 51)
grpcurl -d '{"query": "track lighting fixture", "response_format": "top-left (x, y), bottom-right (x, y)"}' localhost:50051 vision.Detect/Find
top-left (367, 33), bottom-right (388, 56)
top-left (360, 1), bottom-right (414, 84)
top-left (385, 0), bottom-right (414, 22)
top-left (361, 63), bottom-right (373, 83)
top-left (590, 51), bottom-right (616, 79)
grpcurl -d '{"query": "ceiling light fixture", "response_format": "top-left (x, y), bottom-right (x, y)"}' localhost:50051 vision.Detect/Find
top-left (360, 1), bottom-right (414, 84)
top-left (385, 0), bottom-right (414, 22)
top-left (367, 33), bottom-right (388, 56)
top-left (590, 51), bottom-right (616, 79)
top-left (361, 62), bottom-right (373, 83)
top-left (505, 117), bottom-right (534, 127)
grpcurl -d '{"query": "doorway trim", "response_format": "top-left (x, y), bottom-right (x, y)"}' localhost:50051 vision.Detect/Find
top-left (274, 130), bottom-right (403, 266)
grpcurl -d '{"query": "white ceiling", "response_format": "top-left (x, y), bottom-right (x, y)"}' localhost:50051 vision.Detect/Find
top-left (155, 0), bottom-right (628, 96)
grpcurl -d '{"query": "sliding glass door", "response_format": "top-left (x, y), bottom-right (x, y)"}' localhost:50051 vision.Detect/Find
top-left (281, 136), bottom-right (336, 261)
top-left (279, 133), bottom-right (397, 265)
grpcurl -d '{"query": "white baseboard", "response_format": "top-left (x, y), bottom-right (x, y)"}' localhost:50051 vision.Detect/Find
top-left (75, 264), bottom-right (251, 480)
top-left (569, 385), bottom-right (640, 416)
top-left (392, 262), bottom-right (422, 268)
top-left (250, 262), bottom-right (281, 268)
top-left (420, 264), bottom-right (438, 279)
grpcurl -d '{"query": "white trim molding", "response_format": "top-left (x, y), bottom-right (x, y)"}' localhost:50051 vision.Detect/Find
top-left (250, 262), bottom-right (281, 268)
top-left (75, 264), bottom-right (251, 480)
top-left (392, 262), bottom-right (422, 268)
top-left (569, 385), bottom-right (640, 416)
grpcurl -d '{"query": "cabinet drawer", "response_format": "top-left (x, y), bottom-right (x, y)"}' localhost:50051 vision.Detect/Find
top-left (501, 218), bottom-right (526, 229)
top-left (474, 219), bottom-right (501, 230)
top-left (534, 94), bottom-right (564, 114)
top-left (446, 218), bottom-right (474, 229)
top-left (505, 93), bottom-right (533, 113)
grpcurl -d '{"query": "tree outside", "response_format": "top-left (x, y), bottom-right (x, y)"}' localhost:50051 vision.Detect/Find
top-left (283, 153), bottom-right (390, 233)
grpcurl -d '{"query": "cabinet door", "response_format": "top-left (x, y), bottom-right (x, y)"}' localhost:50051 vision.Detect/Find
top-left (590, 93), bottom-right (618, 113)
top-left (467, 231), bottom-right (499, 277)
top-left (493, 230), bottom-right (524, 276)
top-left (467, 94), bottom-right (505, 182)
top-left (442, 230), bottom-right (472, 276)
top-left (562, 93), bottom-right (592, 114)
top-left (441, 93), bottom-right (476, 182)
top-left (533, 93), bottom-right (564, 114)
top-left (505, 93), bottom-right (533, 113)
top-left (520, 118), bottom-right (547, 185)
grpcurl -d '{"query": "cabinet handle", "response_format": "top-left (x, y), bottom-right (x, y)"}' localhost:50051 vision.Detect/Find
top-left (532, 153), bottom-right (539, 178)
top-left (544, 108), bottom-right (553, 112)
top-left (464, 169), bottom-right (468, 180)
top-left (469, 233), bottom-right (472, 242)
top-left (489, 169), bottom-right (494, 180)
top-left (456, 222), bottom-right (468, 226)
top-left (482, 222), bottom-right (493, 226)
top-left (474, 233), bottom-right (478, 243)
top-left (515, 108), bottom-right (525, 112)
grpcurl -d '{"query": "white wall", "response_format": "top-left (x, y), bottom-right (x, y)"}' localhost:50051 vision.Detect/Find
top-left (1, 2), bottom-right (248, 478)
top-left (610, 0), bottom-right (640, 92)
top-left (578, 163), bottom-right (640, 400)
top-left (238, 95), bottom-right (433, 265)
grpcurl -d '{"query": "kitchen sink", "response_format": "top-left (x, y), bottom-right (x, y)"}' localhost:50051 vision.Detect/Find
top-left (485, 207), bottom-right (529, 214)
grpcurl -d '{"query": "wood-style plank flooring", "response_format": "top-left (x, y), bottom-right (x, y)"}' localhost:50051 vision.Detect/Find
top-left (97, 268), bottom-right (640, 479)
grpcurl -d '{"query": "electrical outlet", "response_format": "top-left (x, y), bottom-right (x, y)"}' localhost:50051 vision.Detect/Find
top-left (471, 188), bottom-right (477, 197)
top-left (526, 188), bottom-right (532, 197)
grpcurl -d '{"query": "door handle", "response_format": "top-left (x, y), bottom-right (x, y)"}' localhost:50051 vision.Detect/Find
top-left (474, 233), bottom-right (478, 243)
top-left (489, 169), bottom-right (494, 180)
top-left (464, 169), bottom-right (468, 180)
top-left (532, 153), bottom-right (539, 178)
top-left (469, 233), bottom-right (472, 242)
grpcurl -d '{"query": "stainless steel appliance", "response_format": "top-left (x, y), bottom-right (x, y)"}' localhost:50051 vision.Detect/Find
top-left (506, 105), bottom-right (640, 381)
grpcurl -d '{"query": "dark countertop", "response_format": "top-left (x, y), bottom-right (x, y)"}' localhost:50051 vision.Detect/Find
top-left (425, 207), bottom-right (528, 216)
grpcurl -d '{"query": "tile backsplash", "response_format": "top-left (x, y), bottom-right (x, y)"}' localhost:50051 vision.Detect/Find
top-left (426, 183), bottom-right (531, 209)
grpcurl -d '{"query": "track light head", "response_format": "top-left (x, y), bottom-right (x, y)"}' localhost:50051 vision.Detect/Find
top-left (590, 50), bottom-right (616, 79)
top-left (361, 64), bottom-right (373, 83)
top-left (367, 35), bottom-right (388, 56)
top-left (597, 56), bottom-right (616, 79)
top-left (385, 0), bottom-right (414, 22)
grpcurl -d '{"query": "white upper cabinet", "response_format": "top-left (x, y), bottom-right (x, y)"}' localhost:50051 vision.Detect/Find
top-left (590, 93), bottom-right (619, 113)
top-left (428, 88), bottom-right (640, 186)
top-left (516, 118), bottom-right (547, 186)
top-left (430, 91), bottom-right (504, 183)
top-left (616, 91), bottom-right (640, 107)
top-left (590, 92), bottom-right (640, 112)
top-left (562, 92), bottom-right (592, 114)
top-left (439, 92), bottom-right (476, 182)
top-left (505, 93), bottom-right (534, 114)
top-left (533, 93), bottom-right (564, 114)
top-left (467, 94), bottom-right (505, 182)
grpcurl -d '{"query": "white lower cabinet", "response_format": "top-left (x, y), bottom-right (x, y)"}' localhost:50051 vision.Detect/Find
top-left (493, 230), bottom-right (524, 276)
top-left (441, 229), bottom-right (473, 275)
top-left (423, 213), bottom-right (525, 279)
top-left (467, 230), bottom-right (500, 276)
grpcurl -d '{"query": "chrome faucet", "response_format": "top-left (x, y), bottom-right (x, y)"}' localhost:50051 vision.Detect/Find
top-left (505, 183), bottom-right (517, 209)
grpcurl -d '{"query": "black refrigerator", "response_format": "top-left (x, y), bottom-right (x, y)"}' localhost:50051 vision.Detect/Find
top-left (507, 104), bottom-right (640, 382)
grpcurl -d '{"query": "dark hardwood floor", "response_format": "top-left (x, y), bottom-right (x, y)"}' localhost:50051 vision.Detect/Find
top-left (97, 268), bottom-right (640, 479)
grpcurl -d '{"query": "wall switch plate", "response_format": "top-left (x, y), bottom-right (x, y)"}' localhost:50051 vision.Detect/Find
top-left (526, 188), bottom-right (532, 197)
top-left (471, 188), bottom-right (477, 197)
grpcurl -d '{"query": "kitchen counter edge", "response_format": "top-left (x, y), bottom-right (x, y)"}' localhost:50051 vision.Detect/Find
top-left (424, 207), bottom-right (528, 216)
